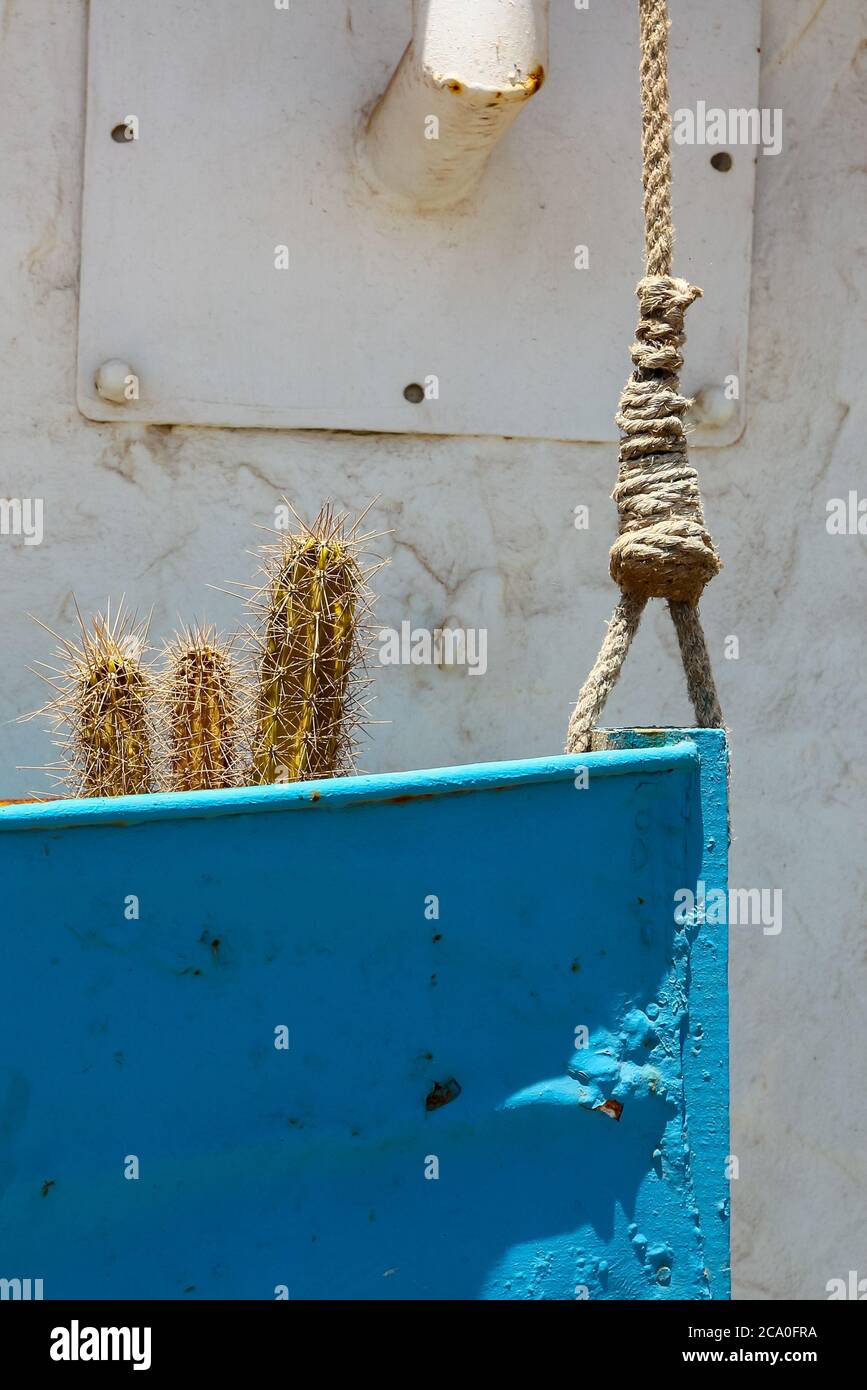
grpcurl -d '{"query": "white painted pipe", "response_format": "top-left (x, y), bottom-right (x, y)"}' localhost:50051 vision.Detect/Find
top-left (363, 0), bottom-right (549, 210)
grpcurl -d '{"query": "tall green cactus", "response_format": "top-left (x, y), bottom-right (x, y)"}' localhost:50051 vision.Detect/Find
top-left (161, 625), bottom-right (242, 791)
top-left (248, 504), bottom-right (377, 784)
top-left (31, 600), bottom-right (156, 798)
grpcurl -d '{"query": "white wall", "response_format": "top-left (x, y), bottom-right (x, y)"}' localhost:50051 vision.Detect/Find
top-left (0, 0), bottom-right (864, 1300)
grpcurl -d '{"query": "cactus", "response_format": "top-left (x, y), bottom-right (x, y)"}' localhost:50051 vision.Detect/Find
top-left (30, 600), bottom-right (156, 798)
top-left (160, 625), bottom-right (242, 791)
top-left (245, 503), bottom-right (379, 784)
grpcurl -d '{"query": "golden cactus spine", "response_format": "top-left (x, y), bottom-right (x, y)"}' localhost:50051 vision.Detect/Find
top-left (161, 627), bottom-right (242, 791)
top-left (248, 504), bottom-right (377, 784)
top-left (32, 601), bottom-right (156, 798)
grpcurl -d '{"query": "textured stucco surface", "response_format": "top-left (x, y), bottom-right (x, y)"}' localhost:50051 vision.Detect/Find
top-left (0, 0), bottom-right (865, 1299)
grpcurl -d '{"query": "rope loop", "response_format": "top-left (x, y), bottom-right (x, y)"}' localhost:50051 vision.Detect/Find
top-left (565, 0), bottom-right (725, 754)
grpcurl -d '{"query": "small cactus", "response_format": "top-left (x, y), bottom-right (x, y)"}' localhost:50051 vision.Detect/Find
top-left (30, 600), bottom-right (156, 798)
top-left (160, 625), bottom-right (242, 791)
top-left (244, 503), bottom-right (380, 784)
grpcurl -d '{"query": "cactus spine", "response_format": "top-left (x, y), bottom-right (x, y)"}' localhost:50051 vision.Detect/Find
top-left (248, 504), bottom-right (376, 784)
top-left (32, 601), bottom-right (156, 797)
top-left (161, 626), bottom-right (242, 791)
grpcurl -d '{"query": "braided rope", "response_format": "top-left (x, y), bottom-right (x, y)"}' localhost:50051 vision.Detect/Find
top-left (638, 0), bottom-right (674, 277)
top-left (566, 0), bottom-right (723, 755)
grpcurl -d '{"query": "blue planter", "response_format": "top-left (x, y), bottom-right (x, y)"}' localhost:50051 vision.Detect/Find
top-left (0, 728), bottom-right (728, 1300)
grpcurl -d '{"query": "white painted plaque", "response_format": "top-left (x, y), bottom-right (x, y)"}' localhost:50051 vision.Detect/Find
top-left (78, 0), bottom-right (760, 442)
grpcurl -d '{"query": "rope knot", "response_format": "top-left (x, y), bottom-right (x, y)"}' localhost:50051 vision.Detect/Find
top-left (608, 274), bottom-right (721, 607)
top-left (565, 0), bottom-right (724, 757)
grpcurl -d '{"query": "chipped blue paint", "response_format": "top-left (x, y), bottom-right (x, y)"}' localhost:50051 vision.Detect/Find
top-left (0, 730), bottom-right (728, 1300)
